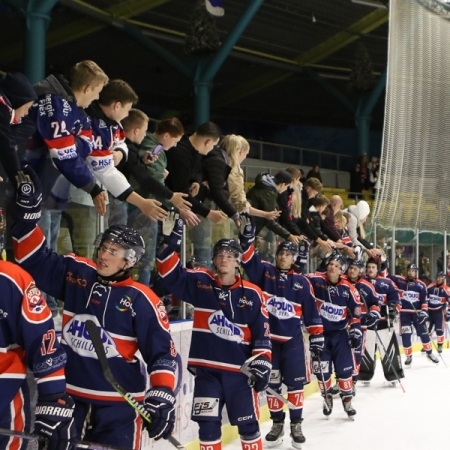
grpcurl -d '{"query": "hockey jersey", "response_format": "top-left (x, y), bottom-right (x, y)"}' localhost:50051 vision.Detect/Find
top-left (0, 260), bottom-right (67, 413)
top-left (13, 223), bottom-right (176, 405)
top-left (343, 275), bottom-right (380, 328)
top-left (388, 274), bottom-right (427, 314)
top-left (366, 275), bottom-right (400, 325)
top-left (307, 273), bottom-right (362, 332)
top-left (426, 282), bottom-right (450, 311)
top-left (241, 243), bottom-right (323, 342)
top-left (157, 246), bottom-right (271, 372)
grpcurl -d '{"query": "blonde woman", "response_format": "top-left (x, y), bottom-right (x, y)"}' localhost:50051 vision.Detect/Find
top-left (221, 134), bottom-right (279, 220)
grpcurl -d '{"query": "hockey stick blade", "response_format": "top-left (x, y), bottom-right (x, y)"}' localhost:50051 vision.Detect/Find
top-left (85, 320), bottom-right (186, 450)
top-left (0, 427), bottom-right (129, 450)
top-left (240, 355), bottom-right (296, 409)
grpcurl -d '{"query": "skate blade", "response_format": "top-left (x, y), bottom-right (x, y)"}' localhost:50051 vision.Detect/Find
top-left (361, 381), bottom-right (370, 386)
top-left (347, 415), bottom-right (355, 421)
top-left (265, 438), bottom-right (283, 448)
top-left (291, 441), bottom-right (302, 449)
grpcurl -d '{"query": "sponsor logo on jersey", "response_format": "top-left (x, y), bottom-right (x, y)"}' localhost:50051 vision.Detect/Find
top-left (270, 370), bottom-right (281, 383)
top-left (156, 300), bottom-right (169, 325)
top-left (98, 119), bottom-right (108, 129)
top-left (25, 283), bottom-right (46, 314)
top-left (56, 148), bottom-right (77, 160)
top-left (192, 397), bottom-right (220, 417)
top-left (62, 314), bottom-right (119, 359)
top-left (66, 271), bottom-right (87, 287)
top-left (33, 353), bottom-right (67, 375)
top-left (39, 95), bottom-right (54, 117)
top-left (266, 297), bottom-right (296, 319)
top-left (237, 415), bottom-right (254, 421)
top-left (320, 302), bottom-right (345, 322)
top-left (208, 310), bottom-right (244, 343)
top-left (293, 282), bottom-right (303, 291)
top-left (0, 309), bottom-right (8, 319)
top-left (116, 296), bottom-right (136, 317)
top-left (238, 297), bottom-right (253, 307)
top-left (428, 294), bottom-right (442, 305)
top-left (402, 291), bottom-right (419, 302)
top-left (379, 282), bottom-right (390, 289)
top-left (196, 281), bottom-right (213, 290)
top-left (91, 158), bottom-right (112, 171)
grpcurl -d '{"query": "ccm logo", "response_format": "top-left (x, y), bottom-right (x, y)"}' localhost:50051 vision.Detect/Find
top-left (238, 415), bottom-right (253, 421)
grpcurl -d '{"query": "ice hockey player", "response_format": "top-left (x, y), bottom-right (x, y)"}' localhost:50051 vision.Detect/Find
top-left (12, 167), bottom-right (178, 448)
top-left (158, 214), bottom-right (272, 450)
top-left (388, 263), bottom-right (439, 365)
top-left (238, 213), bottom-right (324, 447)
top-left (343, 259), bottom-right (380, 392)
top-left (363, 256), bottom-right (404, 384)
top-left (0, 260), bottom-right (76, 450)
top-left (307, 253), bottom-right (362, 420)
top-left (426, 271), bottom-right (450, 354)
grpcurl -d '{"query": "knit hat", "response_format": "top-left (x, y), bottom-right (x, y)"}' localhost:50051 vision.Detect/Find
top-left (355, 200), bottom-right (370, 221)
top-left (273, 170), bottom-right (292, 185)
top-left (0, 72), bottom-right (37, 109)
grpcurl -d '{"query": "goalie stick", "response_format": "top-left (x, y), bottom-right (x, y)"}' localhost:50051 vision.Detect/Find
top-left (0, 427), bottom-right (127, 450)
top-left (85, 320), bottom-right (186, 450)
top-left (240, 354), bottom-right (296, 409)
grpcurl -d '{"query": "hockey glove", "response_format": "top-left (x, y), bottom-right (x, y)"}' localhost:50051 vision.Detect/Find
top-left (296, 240), bottom-right (309, 266)
top-left (162, 209), bottom-right (184, 252)
top-left (13, 166), bottom-right (42, 224)
top-left (418, 310), bottom-right (429, 325)
top-left (365, 310), bottom-right (381, 330)
top-left (387, 304), bottom-right (399, 322)
top-left (143, 386), bottom-right (176, 440)
top-left (244, 356), bottom-right (272, 393)
top-left (348, 327), bottom-right (363, 349)
top-left (34, 393), bottom-right (76, 450)
top-left (238, 212), bottom-right (256, 250)
top-left (309, 333), bottom-right (325, 357)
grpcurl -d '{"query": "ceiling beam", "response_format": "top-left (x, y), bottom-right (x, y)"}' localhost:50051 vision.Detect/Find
top-left (211, 8), bottom-right (388, 109)
top-left (0, 0), bottom-right (169, 63)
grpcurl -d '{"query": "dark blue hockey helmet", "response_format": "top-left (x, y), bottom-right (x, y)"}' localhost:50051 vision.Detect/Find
top-left (326, 252), bottom-right (348, 272)
top-left (407, 263), bottom-right (419, 271)
top-left (212, 238), bottom-right (243, 263)
top-left (94, 224), bottom-right (145, 267)
top-left (347, 258), bottom-right (365, 271)
top-left (436, 271), bottom-right (446, 278)
top-left (276, 241), bottom-right (298, 259)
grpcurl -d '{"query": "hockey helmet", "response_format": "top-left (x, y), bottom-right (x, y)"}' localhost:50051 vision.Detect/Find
top-left (94, 224), bottom-right (145, 267)
top-left (276, 241), bottom-right (298, 259)
top-left (326, 252), bottom-right (348, 272)
top-left (407, 263), bottom-right (419, 271)
top-left (436, 271), bottom-right (446, 278)
top-left (212, 238), bottom-right (243, 263)
top-left (347, 258), bottom-right (365, 271)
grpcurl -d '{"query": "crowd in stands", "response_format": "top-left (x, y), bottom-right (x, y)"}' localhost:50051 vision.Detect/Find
top-left (0, 60), bottom-right (391, 323)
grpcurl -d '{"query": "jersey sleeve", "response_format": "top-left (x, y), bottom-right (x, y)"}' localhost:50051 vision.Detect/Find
top-left (241, 243), bottom-right (268, 287)
top-left (133, 287), bottom-right (177, 390)
top-left (35, 94), bottom-right (97, 193)
top-left (347, 282), bottom-right (362, 329)
top-left (299, 275), bottom-right (324, 335)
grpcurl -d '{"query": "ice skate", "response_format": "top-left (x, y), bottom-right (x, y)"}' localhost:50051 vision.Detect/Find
top-left (322, 394), bottom-right (333, 418)
top-left (404, 355), bottom-right (412, 367)
top-left (437, 344), bottom-right (443, 354)
top-left (342, 396), bottom-right (356, 421)
top-left (330, 380), bottom-right (340, 398)
top-left (290, 420), bottom-right (305, 448)
top-left (265, 420), bottom-right (284, 447)
top-left (420, 348), bottom-right (426, 354)
top-left (426, 353), bottom-right (439, 364)
top-left (351, 381), bottom-right (357, 397)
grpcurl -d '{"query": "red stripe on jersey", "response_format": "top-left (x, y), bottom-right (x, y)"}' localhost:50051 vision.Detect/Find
top-left (242, 244), bottom-right (255, 263)
top-left (90, 149), bottom-right (113, 157)
top-left (306, 325), bottom-right (324, 335)
top-left (112, 337), bottom-right (138, 362)
top-left (37, 367), bottom-right (65, 382)
top-left (66, 387), bottom-right (144, 403)
top-left (13, 225), bottom-right (45, 262)
top-left (0, 347), bottom-right (26, 376)
top-left (157, 252), bottom-right (179, 277)
top-left (44, 135), bottom-right (75, 151)
top-left (11, 390), bottom-right (25, 450)
top-left (293, 303), bottom-right (302, 318)
top-left (149, 372), bottom-right (175, 390)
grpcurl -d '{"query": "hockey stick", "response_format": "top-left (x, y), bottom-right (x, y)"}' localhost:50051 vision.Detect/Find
top-left (410, 303), bottom-right (447, 366)
top-left (315, 354), bottom-right (331, 413)
top-left (85, 320), bottom-right (186, 450)
top-left (0, 427), bottom-right (128, 450)
top-left (374, 329), bottom-right (406, 393)
top-left (240, 354), bottom-right (296, 409)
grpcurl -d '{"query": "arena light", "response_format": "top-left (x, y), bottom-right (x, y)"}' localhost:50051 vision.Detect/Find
top-left (351, 0), bottom-right (388, 8)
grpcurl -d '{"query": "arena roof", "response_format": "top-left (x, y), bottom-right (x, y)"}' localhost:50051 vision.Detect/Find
top-left (0, 0), bottom-right (389, 130)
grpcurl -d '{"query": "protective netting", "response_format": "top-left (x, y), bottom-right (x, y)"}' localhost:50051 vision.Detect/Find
top-left (373, 0), bottom-right (450, 232)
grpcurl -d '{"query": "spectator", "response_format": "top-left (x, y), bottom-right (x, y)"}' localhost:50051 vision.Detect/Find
top-left (367, 156), bottom-right (379, 192)
top-left (0, 72), bottom-right (37, 187)
top-left (359, 154), bottom-right (369, 190)
top-left (299, 168), bottom-right (306, 185)
top-left (306, 165), bottom-right (322, 183)
top-left (220, 134), bottom-right (278, 220)
top-left (301, 177), bottom-right (322, 220)
top-left (165, 122), bottom-right (227, 224)
top-left (246, 170), bottom-right (300, 245)
top-left (343, 200), bottom-right (381, 258)
top-left (308, 195), bottom-right (330, 235)
top-left (349, 163), bottom-right (363, 199)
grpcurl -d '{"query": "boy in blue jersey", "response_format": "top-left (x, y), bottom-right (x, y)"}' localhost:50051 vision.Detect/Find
top-left (158, 215), bottom-right (271, 450)
top-left (239, 213), bottom-right (324, 448)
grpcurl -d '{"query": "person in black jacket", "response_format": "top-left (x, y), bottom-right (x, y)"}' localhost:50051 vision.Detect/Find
top-left (165, 122), bottom-right (227, 225)
top-left (0, 72), bottom-right (37, 186)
